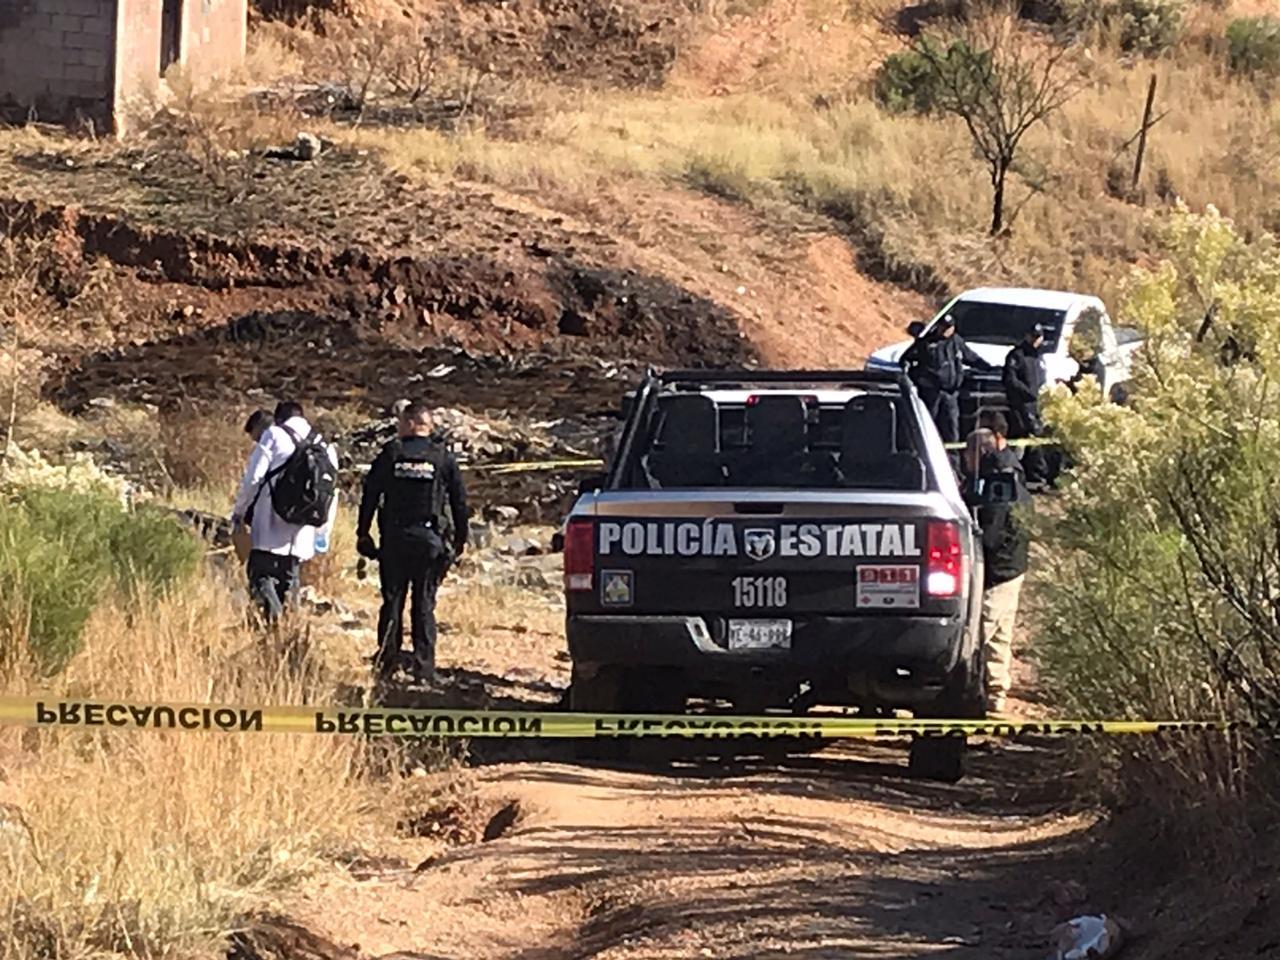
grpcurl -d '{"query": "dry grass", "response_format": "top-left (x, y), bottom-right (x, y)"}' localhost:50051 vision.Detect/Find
top-left (0, 578), bottom-right (418, 960)
top-left (0, 3), bottom-right (1268, 305)
top-left (439, 580), bottom-right (563, 641)
top-left (324, 3), bottom-right (1279, 302)
top-left (157, 408), bottom-right (253, 495)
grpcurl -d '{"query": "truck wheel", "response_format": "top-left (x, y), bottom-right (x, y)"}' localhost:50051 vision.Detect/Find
top-left (568, 663), bottom-right (623, 713)
top-left (936, 646), bottom-right (987, 720)
top-left (570, 666), bottom-right (688, 764)
top-left (908, 735), bottom-right (966, 783)
top-left (570, 664), bottom-right (627, 763)
top-left (909, 646), bottom-right (982, 781)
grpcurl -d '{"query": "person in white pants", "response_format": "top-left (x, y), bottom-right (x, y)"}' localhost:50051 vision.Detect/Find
top-left (965, 424), bottom-right (1032, 715)
top-left (231, 401), bottom-right (338, 623)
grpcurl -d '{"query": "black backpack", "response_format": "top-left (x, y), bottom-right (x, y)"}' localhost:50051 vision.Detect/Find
top-left (256, 425), bottom-right (338, 527)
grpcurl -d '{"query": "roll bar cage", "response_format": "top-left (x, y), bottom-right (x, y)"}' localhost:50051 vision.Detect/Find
top-left (605, 367), bottom-right (922, 490)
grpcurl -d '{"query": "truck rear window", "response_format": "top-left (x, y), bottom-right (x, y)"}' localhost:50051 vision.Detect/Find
top-left (621, 392), bottom-right (927, 491)
top-left (950, 300), bottom-right (1066, 348)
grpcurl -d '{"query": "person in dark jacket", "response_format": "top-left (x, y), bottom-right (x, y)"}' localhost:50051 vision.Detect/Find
top-left (902, 315), bottom-right (994, 444)
top-left (977, 410), bottom-right (1025, 477)
top-left (357, 401), bottom-right (470, 683)
top-left (964, 428), bottom-right (1031, 715)
top-left (1002, 324), bottom-right (1049, 484)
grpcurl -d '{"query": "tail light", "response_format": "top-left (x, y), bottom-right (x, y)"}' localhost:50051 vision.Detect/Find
top-left (563, 518), bottom-right (595, 592)
top-left (925, 520), bottom-right (962, 598)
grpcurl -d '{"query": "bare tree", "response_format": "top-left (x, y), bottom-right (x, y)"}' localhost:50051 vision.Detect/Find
top-left (912, 5), bottom-right (1087, 235)
top-left (387, 29), bottom-right (439, 104)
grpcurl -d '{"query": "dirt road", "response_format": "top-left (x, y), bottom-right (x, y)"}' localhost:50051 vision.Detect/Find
top-left (287, 579), bottom-right (1099, 960)
top-left (287, 741), bottom-right (1093, 959)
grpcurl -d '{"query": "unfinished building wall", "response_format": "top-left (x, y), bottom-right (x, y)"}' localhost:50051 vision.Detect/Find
top-left (183, 0), bottom-right (247, 80)
top-left (112, 0), bottom-right (162, 122)
top-left (0, 0), bottom-right (117, 130)
top-left (114, 0), bottom-right (247, 131)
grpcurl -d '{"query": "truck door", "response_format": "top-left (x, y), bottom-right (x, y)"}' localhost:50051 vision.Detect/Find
top-left (1098, 312), bottom-right (1124, 392)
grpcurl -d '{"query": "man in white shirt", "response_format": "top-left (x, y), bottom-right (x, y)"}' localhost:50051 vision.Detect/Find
top-left (231, 401), bottom-right (338, 623)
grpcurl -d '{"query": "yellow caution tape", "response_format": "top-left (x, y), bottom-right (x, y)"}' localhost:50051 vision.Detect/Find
top-left (3, 696), bottom-right (1274, 740)
top-left (462, 459), bottom-right (605, 475)
top-left (943, 437), bottom-right (1058, 450)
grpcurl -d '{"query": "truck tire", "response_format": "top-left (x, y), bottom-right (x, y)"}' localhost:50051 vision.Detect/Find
top-left (910, 646), bottom-right (980, 782)
top-left (570, 664), bottom-right (627, 762)
top-left (569, 666), bottom-right (688, 763)
top-left (569, 663), bottom-right (623, 713)
top-left (936, 646), bottom-right (987, 721)
top-left (908, 735), bottom-right (966, 783)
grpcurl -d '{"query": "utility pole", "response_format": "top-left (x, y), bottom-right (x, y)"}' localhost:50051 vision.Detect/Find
top-left (1133, 74), bottom-right (1157, 193)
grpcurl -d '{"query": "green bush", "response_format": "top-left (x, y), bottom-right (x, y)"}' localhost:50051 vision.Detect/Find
top-left (873, 38), bottom-right (987, 116)
top-left (1227, 16), bottom-right (1280, 77)
top-left (1037, 205), bottom-right (1280, 841)
top-left (1057, 0), bottom-right (1183, 55)
top-left (0, 487), bottom-right (201, 673)
top-left (874, 46), bottom-right (942, 114)
top-left (1115, 0), bottom-right (1184, 55)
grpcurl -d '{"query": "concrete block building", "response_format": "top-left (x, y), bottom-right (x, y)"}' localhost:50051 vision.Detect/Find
top-left (0, 0), bottom-right (247, 133)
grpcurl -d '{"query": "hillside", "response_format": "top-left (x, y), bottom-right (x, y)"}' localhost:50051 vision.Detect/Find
top-left (5, 3), bottom-right (1280, 959)
top-left (5, 0), bottom-right (1275, 417)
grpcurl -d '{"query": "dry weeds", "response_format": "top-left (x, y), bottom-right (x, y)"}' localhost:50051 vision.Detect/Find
top-left (2, 2), bottom-right (1270, 303)
top-left (323, 3), bottom-right (1279, 302)
top-left (0, 576), bottom-right (422, 960)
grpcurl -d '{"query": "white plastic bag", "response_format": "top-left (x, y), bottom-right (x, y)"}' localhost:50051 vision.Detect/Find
top-left (1051, 914), bottom-right (1123, 959)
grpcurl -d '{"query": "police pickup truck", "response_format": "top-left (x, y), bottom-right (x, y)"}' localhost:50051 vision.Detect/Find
top-left (562, 369), bottom-right (1006, 778)
top-left (866, 287), bottom-right (1143, 434)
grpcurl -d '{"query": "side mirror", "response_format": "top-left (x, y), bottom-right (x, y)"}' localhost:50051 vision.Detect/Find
top-left (578, 472), bottom-right (607, 494)
top-left (906, 320), bottom-right (926, 338)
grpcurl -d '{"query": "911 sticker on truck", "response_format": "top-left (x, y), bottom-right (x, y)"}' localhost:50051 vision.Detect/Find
top-left (855, 565), bottom-right (920, 609)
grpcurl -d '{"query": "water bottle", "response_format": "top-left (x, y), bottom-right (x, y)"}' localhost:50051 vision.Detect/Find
top-left (315, 527), bottom-right (329, 554)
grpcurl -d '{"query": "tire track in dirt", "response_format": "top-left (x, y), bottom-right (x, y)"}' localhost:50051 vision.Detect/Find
top-left (285, 742), bottom-right (1094, 959)
top-left (279, 554), bottom-right (1094, 960)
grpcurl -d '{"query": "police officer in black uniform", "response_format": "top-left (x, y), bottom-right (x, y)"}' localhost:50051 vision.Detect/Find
top-left (902, 314), bottom-right (994, 444)
top-left (1002, 323), bottom-right (1049, 485)
top-left (357, 401), bottom-right (469, 683)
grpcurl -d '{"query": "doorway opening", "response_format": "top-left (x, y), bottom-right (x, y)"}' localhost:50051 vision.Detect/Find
top-left (160, 0), bottom-right (182, 75)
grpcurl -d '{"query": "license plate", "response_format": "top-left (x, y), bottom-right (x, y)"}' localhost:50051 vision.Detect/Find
top-left (727, 619), bottom-right (792, 650)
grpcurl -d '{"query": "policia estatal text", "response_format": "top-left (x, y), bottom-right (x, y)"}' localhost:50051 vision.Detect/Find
top-left (357, 402), bottom-right (470, 683)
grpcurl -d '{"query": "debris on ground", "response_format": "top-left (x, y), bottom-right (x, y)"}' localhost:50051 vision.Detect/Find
top-left (1050, 914), bottom-right (1124, 960)
top-left (335, 404), bottom-right (612, 521)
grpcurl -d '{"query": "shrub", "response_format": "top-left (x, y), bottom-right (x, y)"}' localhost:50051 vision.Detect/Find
top-left (0, 485), bottom-right (201, 673)
top-left (1037, 205), bottom-right (1280, 848)
top-left (1114, 0), bottom-right (1183, 55)
top-left (873, 38), bottom-right (988, 116)
top-left (1227, 16), bottom-right (1280, 77)
top-left (874, 45), bottom-right (943, 114)
top-left (685, 155), bottom-right (754, 201)
top-left (1057, 0), bottom-right (1183, 55)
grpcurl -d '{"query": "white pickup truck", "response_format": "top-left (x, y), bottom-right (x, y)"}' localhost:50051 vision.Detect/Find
top-left (866, 287), bottom-right (1142, 429)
